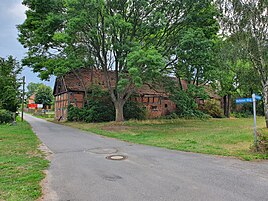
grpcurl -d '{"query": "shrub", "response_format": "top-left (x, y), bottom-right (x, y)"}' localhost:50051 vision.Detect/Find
top-left (0, 109), bottom-right (13, 124)
top-left (86, 100), bottom-right (115, 122)
top-left (67, 87), bottom-right (145, 122)
top-left (170, 85), bottom-right (209, 118)
top-left (164, 113), bottom-right (179, 119)
top-left (233, 111), bottom-right (252, 118)
top-left (255, 130), bottom-right (268, 153)
top-left (200, 99), bottom-right (224, 118)
top-left (124, 100), bottom-right (146, 120)
top-left (67, 106), bottom-right (83, 122)
top-left (85, 89), bottom-right (115, 122)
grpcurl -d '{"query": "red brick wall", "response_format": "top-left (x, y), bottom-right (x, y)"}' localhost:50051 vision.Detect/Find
top-left (135, 95), bottom-right (177, 118)
top-left (54, 92), bottom-right (85, 121)
top-left (161, 99), bottom-right (176, 116)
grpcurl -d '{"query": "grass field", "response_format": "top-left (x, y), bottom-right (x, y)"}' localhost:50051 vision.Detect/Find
top-left (64, 117), bottom-right (268, 161)
top-left (0, 120), bottom-right (48, 201)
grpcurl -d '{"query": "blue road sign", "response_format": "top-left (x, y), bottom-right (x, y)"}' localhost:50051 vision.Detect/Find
top-left (236, 98), bottom-right (253, 104)
top-left (255, 95), bottom-right (262, 100)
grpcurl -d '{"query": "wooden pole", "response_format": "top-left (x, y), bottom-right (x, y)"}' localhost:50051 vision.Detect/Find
top-left (21, 76), bottom-right (25, 122)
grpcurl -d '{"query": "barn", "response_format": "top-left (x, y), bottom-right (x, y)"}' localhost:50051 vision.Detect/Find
top-left (53, 69), bottom-right (184, 121)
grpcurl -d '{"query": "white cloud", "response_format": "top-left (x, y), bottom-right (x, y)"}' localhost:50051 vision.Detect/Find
top-left (7, 2), bottom-right (28, 22)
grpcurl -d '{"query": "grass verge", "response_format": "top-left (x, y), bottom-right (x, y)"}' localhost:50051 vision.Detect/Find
top-left (63, 117), bottom-right (268, 161)
top-left (0, 120), bottom-right (48, 201)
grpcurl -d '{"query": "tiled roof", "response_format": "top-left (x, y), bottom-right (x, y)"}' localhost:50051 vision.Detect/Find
top-left (53, 68), bottom-right (218, 99)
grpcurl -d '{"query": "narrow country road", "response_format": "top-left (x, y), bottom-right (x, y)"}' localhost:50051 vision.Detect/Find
top-left (25, 114), bottom-right (268, 201)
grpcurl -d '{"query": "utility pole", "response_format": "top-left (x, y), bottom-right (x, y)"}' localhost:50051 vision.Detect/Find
top-left (21, 76), bottom-right (25, 122)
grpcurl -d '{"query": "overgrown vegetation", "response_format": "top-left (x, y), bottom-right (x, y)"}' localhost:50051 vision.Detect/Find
top-left (200, 99), bottom-right (224, 118)
top-left (68, 87), bottom-right (145, 122)
top-left (0, 120), bottom-right (48, 201)
top-left (0, 109), bottom-right (13, 124)
top-left (169, 84), bottom-right (210, 118)
top-left (256, 129), bottom-right (268, 154)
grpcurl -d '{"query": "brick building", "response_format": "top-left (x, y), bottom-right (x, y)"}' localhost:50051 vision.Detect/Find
top-left (53, 69), bottom-right (187, 120)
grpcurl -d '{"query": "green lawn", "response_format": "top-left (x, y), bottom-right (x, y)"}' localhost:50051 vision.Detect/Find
top-left (63, 117), bottom-right (268, 161)
top-left (0, 120), bottom-right (48, 201)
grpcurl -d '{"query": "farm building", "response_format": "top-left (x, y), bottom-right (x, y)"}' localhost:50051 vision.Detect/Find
top-left (53, 69), bottom-right (186, 120)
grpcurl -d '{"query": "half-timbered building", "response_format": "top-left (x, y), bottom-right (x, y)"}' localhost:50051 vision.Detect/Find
top-left (53, 69), bottom-right (185, 120)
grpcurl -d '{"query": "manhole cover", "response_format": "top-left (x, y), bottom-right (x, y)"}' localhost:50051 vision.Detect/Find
top-left (106, 155), bottom-right (127, 161)
top-left (87, 148), bottom-right (118, 154)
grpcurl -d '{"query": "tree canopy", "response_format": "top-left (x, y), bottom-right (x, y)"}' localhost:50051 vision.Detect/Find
top-left (216, 0), bottom-right (268, 126)
top-left (34, 84), bottom-right (53, 109)
top-left (27, 82), bottom-right (44, 98)
top-left (0, 56), bottom-right (22, 112)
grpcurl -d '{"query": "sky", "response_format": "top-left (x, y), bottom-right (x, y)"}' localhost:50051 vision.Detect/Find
top-left (0, 0), bottom-right (55, 88)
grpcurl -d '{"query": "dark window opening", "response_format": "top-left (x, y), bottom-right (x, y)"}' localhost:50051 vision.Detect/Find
top-left (165, 104), bottom-right (168, 108)
top-left (152, 106), bottom-right (158, 111)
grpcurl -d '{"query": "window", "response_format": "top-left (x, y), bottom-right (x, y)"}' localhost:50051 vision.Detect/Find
top-left (165, 104), bottom-right (168, 108)
top-left (152, 106), bottom-right (158, 111)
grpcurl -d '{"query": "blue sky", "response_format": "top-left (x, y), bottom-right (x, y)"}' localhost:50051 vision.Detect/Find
top-left (0, 0), bottom-right (55, 88)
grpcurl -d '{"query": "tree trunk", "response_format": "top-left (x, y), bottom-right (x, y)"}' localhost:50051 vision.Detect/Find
top-left (223, 95), bottom-right (227, 117)
top-left (226, 94), bottom-right (231, 118)
top-left (114, 101), bottom-right (125, 122)
top-left (263, 84), bottom-right (268, 128)
top-left (223, 94), bottom-right (231, 118)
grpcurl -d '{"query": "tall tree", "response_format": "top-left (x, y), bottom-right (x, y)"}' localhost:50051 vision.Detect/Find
top-left (34, 85), bottom-right (53, 109)
top-left (165, 0), bottom-right (220, 87)
top-left (216, 0), bottom-right (268, 127)
top-left (26, 82), bottom-right (44, 98)
top-left (0, 56), bottom-right (22, 112)
top-left (18, 0), bottom-right (194, 121)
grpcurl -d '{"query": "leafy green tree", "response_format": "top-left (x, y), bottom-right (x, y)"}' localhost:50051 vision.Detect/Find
top-left (170, 84), bottom-right (209, 118)
top-left (26, 82), bottom-right (44, 98)
top-left (0, 56), bottom-right (22, 112)
top-left (34, 85), bottom-right (53, 109)
top-left (216, 0), bottom-right (268, 127)
top-left (18, 0), bottom-right (196, 122)
top-left (213, 39), bottom-right (262, 117)
top-left (166, 1), bottom-right (220, 87)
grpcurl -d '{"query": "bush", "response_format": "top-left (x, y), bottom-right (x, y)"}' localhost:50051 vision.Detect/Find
top-left (233, 111), bottom-right (252, 118)
top-left (124, 100), bottom-right (146, 120)
top-left (67, 106), bottom-right (81, 121)
top-left (200, 99), bottom-right (224, 118)
top-left (170, 85), bottom-right (209, 118)
top-left (0, 109), bottom-right (13, 124)
top-left (257, 132), bottom-right (268, 153)
top-left (84, 89), bottom-right (115, 122)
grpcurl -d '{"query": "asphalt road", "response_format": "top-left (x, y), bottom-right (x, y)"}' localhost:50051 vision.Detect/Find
top-left (25, 114), bottom-right (268, 201)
